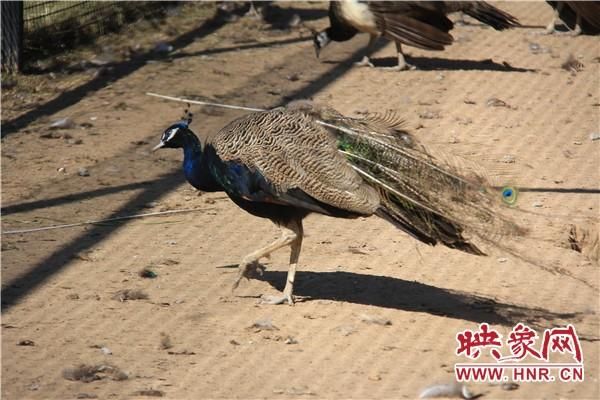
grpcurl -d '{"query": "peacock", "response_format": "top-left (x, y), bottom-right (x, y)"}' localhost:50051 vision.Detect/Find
top-left (313, 1), bottom-right (521, 70)
top-left (153, 101), bottom-right (522, 305)
top-left (545, 1), bottom-right (600, 35)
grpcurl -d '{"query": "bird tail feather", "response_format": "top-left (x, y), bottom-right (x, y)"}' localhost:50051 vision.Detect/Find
top-left (308, 106), bottom-right (525, 256)
top-left (458, 1), bottom-right (521, 30)
top-left (288, 101), bottom-right (594, 288)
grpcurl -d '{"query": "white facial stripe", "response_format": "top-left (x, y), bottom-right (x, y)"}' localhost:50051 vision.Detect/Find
top-left (164, 127), bottom-right (179, 142)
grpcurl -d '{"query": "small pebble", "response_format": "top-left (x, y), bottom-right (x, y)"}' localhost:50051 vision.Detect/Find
top-left (50, 117), bottom-right (76, 129)
top-left (27, 383), bottom-right (40, 391)
top-left (100, 347), bottom-right (112, 355)
top-left (532, 202), bottom-right (544, 208)
top-left (501, 382), bottom-right (519, 391)
top-left (289, 13), bottom-right (301, 27)
top-left (284, 336), bottom-right (298, 345)
top-left (154, 42), bottom-right (173, 53)
top-left (139, 268), bottom-right (158, 279)
top-left (497, 257), bottom-right (508, 263)
top-left (249, 319), bottom-right (279, 332)
top-left (359, 313), bottom-right (392, 326)
top-left (419, 110), bottom-right (441, 119)
top-left (18, 340), bottom-right (35, 346)
top-left (334, 325), bottom-right (357, 336)
top-left (501, 154), bottom-right (515, 164)
top-left (590, 132), bottom-right (600, 141)
top-left (573, 141), bottom-right (582, 145)
top-left (419, 383), bottom-right (474, 399)
top-left (132, 390), bottom-right (164, 397)
top-left (487, 97), bottom-right (512, 108)
top-left (78, 168), bottom-right (90, 177)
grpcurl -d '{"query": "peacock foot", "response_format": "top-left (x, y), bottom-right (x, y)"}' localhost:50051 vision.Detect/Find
top-left (383, 62), bottom-right (416, 71)
top-left (354, 56), bottom-right (375, 68)
top-left (261, 293), bottom-right (294, 306)
top-left (232, 260), bottom-right (266, 291)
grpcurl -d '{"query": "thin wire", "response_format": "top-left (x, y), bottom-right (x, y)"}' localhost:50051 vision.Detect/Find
top-left (146, 92), bottom-right (266, 112)
top-left (2, 208), bottom-right (208, 235)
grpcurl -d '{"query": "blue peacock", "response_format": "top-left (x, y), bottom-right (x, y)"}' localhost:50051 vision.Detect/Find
top-left (153, 101), bottom-right (522, 305)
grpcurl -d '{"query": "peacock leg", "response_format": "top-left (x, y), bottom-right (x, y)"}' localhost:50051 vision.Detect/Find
top-left (544, 2), bottom-right (562, 34)
top-left (232, 220), bottom-right (300, 291)
top-left (382, 42), bottom-right (416, 71)
top-left (354, 34), bottom-right (377, 68)
top-left (570, 13), bottom-right (582, 36)
top-left (261, 219), bottom-right (303, 305)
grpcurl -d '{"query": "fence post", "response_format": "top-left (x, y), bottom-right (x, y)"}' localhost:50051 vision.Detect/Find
top-left (1, 1), bottom-right (24, 73)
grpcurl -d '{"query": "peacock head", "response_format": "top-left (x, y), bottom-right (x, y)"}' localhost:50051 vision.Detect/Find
top-left (312, 29), bottom-right (331, 59)
top-left (152, 121), bottom-right (193, 151)
top-left (153, 106), bottom-right (196, 151)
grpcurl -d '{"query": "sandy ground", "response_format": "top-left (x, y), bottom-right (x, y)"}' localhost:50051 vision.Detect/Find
top-left (2, 2), bottom-right (599, 399)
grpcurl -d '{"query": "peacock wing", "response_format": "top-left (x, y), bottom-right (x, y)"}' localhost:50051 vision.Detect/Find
top-left (367, 1), bottom-right (454, 50)
top-left (566, 1), bottom-right (600, 31)
top-left (208, 108), bottom-right (380, 216)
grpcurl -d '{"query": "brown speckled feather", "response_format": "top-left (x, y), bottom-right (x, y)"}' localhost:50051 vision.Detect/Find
top-left (209, 107), bottom-right (380, 215)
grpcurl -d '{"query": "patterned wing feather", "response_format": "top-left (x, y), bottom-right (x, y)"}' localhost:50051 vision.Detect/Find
top-left (208, 108), bottom-right (380, 216)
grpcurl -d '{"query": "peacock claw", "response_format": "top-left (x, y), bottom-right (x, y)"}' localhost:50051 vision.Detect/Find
top-left (261, 293), bottom-right (295, 306)
top-left (354, 56), bottom-right (374, 68)
top-left (384, 63), bottom-right (416, 71)
top-left (232, 261), bottom-right (266, 291)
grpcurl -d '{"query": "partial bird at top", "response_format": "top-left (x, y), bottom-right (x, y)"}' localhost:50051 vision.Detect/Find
top-left (545, 1), bottom-right (600, 35)
top-left (313, 1), bottom-right (521, 70)
top-left (153, 101), bottom-right (524, 305)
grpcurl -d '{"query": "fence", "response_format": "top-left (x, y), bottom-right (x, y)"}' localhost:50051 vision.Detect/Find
top-left (2, 1), bottom-right (178, 72)
top-left (1, 1), bottom-right (23, 72)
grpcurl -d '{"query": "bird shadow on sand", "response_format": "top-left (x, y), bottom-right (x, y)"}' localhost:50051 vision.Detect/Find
top-left (371, 56), bottom-right (537, 72)
top-left (258, 270), bottom-right (588, 330)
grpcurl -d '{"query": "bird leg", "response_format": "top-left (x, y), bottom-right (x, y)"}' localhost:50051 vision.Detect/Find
top-left (545, 2), bottom-right (563, 34)
top-left (245, 1), bottom-right (262, 19)
top-left (261, 219), bottom-right (303, 306)
top-left (570, 13), bottom-right (582, 36)
top-left (232, 222), bottom-right (299, 291)
top-left (354, 34), bottom-right (377, 68)
top-left (382, 42), bottom-right (416, 71)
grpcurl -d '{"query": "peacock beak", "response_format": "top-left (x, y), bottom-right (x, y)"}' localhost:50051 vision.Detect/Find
top-left (151, 142), bottom-right (165, 152)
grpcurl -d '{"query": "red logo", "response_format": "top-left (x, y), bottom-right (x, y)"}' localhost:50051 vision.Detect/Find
top-left (455, 323), bottom-right (584, 383)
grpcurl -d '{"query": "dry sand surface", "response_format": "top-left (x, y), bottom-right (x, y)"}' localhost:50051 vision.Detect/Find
top-left (1, 2), bottom-right (599, 399)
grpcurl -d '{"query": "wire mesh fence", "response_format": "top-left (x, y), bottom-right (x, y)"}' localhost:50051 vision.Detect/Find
top-left (1, 1), bottom-right (23, 72)
top-left (2, 1), bottom-right (179, 72)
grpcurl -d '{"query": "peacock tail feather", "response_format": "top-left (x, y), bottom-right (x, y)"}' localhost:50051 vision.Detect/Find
top-left (301, 102), bottom-right (526, 255)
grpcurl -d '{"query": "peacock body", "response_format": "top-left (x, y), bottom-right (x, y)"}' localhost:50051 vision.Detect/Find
top-left (313, 1), bottom-right (520, 70)
top-left (153, 101), bottom-right (521, 304)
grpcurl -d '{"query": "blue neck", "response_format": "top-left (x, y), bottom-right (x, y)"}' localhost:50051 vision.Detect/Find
top-left (181, 135), bottom-right (220, 192)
